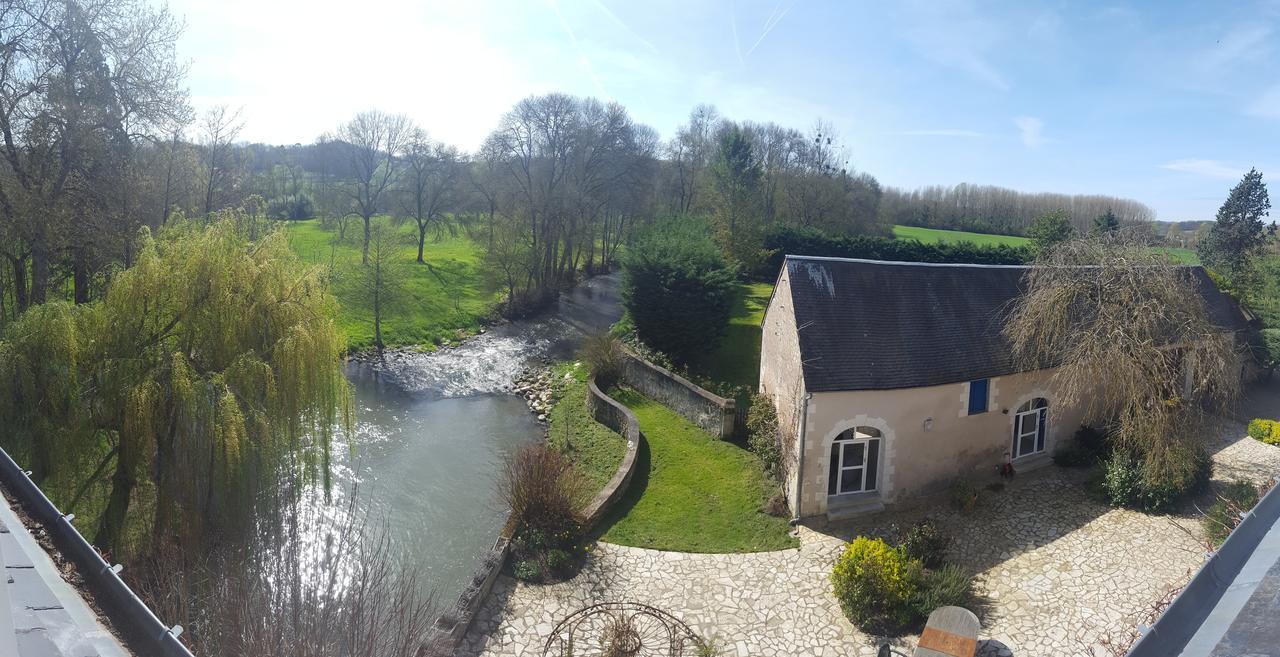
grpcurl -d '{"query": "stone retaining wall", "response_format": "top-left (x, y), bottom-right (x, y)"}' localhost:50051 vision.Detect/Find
top-left (619, 350), bottom-right (736, 439)
top-left (582, 374), bottom-right (643, 527)
top-left (429, 374), bottom-right (644, 654)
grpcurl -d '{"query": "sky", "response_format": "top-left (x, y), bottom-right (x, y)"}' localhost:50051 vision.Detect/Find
top-left (164, 0), bottom-right (1280, 221)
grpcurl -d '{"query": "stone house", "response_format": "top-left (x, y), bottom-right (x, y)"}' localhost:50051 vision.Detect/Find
top-left (758, 255), bottom-right (1247, 521)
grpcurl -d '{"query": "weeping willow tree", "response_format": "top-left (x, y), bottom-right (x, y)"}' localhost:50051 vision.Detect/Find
top-left (0, 211), bottom-right (352, 556)
top-left (1003, 232), bottom-right (1241, 494)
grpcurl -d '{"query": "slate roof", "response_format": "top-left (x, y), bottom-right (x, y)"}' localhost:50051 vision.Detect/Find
top-left (780, 255), bottom-right (1249, 393)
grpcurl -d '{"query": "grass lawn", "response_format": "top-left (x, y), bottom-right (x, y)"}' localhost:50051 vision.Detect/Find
top-left (598, 388), bottom-right (796, 552)
top-left (546, 362), bottom-right (628, 492)
top-left (892, 224), bottom-right (1031, 247)
top-left (695, 282), bottom-right (774, 392)
top-left (284, 217), bottom-right (501, 351)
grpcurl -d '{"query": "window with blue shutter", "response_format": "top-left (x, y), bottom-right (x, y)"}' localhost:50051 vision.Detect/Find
top-left (967, 379), bottom-right (989, 415)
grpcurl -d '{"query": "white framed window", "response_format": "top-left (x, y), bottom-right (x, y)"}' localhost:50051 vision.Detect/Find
top-left (1013, 398), bottom-right (1048, 459)
top-left (828, 427), bottom-right (881, 496)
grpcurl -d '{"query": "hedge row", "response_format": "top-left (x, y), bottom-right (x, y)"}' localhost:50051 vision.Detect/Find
top-left (759, 226), bottom-right (1033, 277)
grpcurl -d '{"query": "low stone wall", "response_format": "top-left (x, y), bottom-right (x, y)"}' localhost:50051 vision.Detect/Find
top-left (428, 375), bottom-right (643, 655)
top-left (619, 350), bottom-right (736, 439)
top-left (582, 374), bottom-right (643, 527)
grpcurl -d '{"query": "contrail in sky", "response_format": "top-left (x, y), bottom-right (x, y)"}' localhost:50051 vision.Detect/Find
top-left (747, 0), bottom-right (797, 56)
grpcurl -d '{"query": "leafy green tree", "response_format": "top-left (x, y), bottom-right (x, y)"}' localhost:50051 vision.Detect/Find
top-left (1198, 168), bottom-right (1274, 288)
top-left (1028, 210), bottom-right (1075, 253)
top-left (345, 223), bottom-right (410, 351)
top-left (1093, 208), bottom-right (1120, 234)
top-left (621, 217), bottom-right (736, 364)
top-left (0, 214), bottom-right (352, 555)
top-left (711, 126), bottom-right (765, 270)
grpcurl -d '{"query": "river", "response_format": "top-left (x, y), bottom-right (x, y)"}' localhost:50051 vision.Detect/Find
top-left (318, 274), bottom-right (622, 604)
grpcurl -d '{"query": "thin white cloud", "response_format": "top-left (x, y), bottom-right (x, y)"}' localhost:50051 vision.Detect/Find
top-left (1014, 116), bottom-right (1044, 147)
top-left (897, 0), bottom-right (1010, 91)
top-left (747, 0), bottom-right (796, 56)
top-left (1159, 159), bottom-right (1244, 179)
top-left (586, 0), bottom-right (660, 54)
top-left (731, 14), bottom-right (744, 66)
top-left (548, 0), bottom-right (609, 99)
top-left (895, 129), bottom-right (985, 138)
top-left (1247, 85), bottom-right (1280, 120)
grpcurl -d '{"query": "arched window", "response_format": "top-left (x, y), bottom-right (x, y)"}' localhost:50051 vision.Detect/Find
top-left (828, 427), bottom-right (881, 496)
top-left (1013, 398), bottom-right (1048, 459)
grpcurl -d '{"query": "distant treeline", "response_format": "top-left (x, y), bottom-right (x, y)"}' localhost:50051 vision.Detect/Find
top-left (879, 183), bottom-right (1156, 236)
top-left (759, 225), bottom-right (1032, 277)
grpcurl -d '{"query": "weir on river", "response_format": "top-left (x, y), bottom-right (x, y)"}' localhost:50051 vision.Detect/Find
top-left (307, 274), bottom-right (622, 604)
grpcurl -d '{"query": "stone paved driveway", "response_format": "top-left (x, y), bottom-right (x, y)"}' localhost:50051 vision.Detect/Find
top-left (461, 387), bottom-right (1280, 657)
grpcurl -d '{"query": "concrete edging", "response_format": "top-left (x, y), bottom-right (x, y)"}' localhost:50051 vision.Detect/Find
top-left (619, 349), bottom-right (737, 439)
top-left (0, 446), bottom-right (194, 657)
top-left (429, 373), bottom-right (644, 654)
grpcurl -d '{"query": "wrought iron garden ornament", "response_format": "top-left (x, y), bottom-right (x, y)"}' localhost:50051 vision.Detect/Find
top-left (543, 601), bottom-right (706, 657)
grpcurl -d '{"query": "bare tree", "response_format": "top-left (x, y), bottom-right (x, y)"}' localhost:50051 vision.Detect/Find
top-left (201, 105), bottom-right (245, 216)
top-left (337, 110), bottom-right (410, 264)
top-left (1003, 232), bottom-right (1241, 490)
top-left (397, 127), bottom-right (460, 265)
top-left (348, 223), bottom-right (408, 351)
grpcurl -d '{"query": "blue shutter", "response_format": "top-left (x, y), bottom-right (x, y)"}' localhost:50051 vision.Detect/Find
top-left (968, 379), bottom-right (989, 415)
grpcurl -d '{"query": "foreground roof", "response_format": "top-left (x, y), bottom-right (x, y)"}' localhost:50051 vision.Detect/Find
top-left (1, 495), bottom-right (129, 656)
top-left (780, 255), bottom-right (1248, 393)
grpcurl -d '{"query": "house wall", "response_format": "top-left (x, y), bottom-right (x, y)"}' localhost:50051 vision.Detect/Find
top-left (758, 266), bottom-right (807, 515)
top-left (795, 369), bottom-right (1089, 517)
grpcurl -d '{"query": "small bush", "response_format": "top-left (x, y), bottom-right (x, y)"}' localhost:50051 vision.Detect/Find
top-left (267, 193), bottom-right (316, 220)
top-left (912, 564), bottom-right (975, 617)
top-left (1203, 480), bottom-right (1261, 547)
top-left (513, 559), bottom-right (542, 582)
top-left (500, 444), bottom-right (587, 583)
top-left (1074, 425), bottom-right (1110, 458)
top-left (897, 520), bottom-right (951, 569)
top-left (763, 491), bottom-right (789, 517)
top-left (746, 393), bottom-right (783, 478)
top-left (1101, 450), bottom-right (1210, 513)
top-left (830, 537), bottom-right (920, 633)
top-left (950, 480), bottom-right (980, 513)
top-left (578, 333), bottom-right (625, 384)
top-left (1052, 441), bottom-right (1094, 468)
top-left (1248, 418), bottom-right (1280, 445)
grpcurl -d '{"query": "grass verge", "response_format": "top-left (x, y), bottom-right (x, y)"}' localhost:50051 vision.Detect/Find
top-left (598, 388), bottom-right (796, 552)
top-left (284, 217), bottom-right (501, 351)
top-left (545, 362), bottom-right (628, 492)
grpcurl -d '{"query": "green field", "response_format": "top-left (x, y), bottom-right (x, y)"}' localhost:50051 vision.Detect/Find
top-left (285, 217), bottom-right (499, 351)
top-left (696, 282), bottom-right (774, 392)
top-left (597, 388), bottom-right (796, 552)
top-left (892, 224), bottom-right (1032, 247)
top-left (893, 224), bottom-right (1199, 264)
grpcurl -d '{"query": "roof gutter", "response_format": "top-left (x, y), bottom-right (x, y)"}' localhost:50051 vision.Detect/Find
top-left (1127, 476), bottom-right (1280, 656)
top-left (0, 446), bottom-right (194, 657)
top-left (790, 392), bottom-right (812, 525)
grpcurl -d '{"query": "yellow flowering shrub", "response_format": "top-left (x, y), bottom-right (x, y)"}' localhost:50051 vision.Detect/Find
top-left (829, 536), bottom-right (921, 632)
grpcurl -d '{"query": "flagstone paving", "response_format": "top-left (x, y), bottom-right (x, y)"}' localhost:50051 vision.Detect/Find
top-left (461, 408), bottom-right (1280, 657)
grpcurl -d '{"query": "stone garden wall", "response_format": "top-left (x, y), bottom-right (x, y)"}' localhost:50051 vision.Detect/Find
top-left (619, 350), bottom-right (736, 439)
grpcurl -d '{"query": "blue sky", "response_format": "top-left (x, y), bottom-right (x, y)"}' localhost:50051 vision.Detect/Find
top-left (167, 0), bottom-right (1280, 221)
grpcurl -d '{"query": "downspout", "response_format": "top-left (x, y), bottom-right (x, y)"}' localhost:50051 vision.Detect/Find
top-left (790, 392), bottom-right (813, 525)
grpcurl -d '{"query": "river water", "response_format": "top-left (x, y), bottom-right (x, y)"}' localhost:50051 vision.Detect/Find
top-left (321, 274), bottom-right (622, 604)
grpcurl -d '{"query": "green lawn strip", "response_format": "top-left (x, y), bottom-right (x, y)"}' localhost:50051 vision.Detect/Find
top-left (695, 282), bottom-right (774, 393)
top-left (892, 224), bottom-right (1031, 247)
top-left (284, 217), bottom-right (501, 351)
top-left (545, 362), bottom-right (628, 492)
top-left (598, 388), bottom-right (796, 553)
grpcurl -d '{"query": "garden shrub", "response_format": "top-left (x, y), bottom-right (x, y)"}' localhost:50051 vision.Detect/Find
top-left (578, 333), bottom-right (625, 384)
top-left (500, 444), bottom-right (587, 582)
top-left (1248, 418), bottom-right (1280, 445)
top-left (896, 520), bottom-right (951, 569)
top-left (267, 193), bottom-right (316, 220)
top-left (746, 393), bottom-right (783, 478)
top-left (1102, 449), bottom-right (1211, 513)
top-left (1052, 441), bottom-right (1094, 467)
top-left (1203, 480), bottom-right (1261, 547)
top-left (830, 537), bottom-right (920, 633)
top-left (621, 216), bottom-right (736, 365)
top-left (912, 564), bottom-right (975, 617)
top-left (1074, 425), bottom-right (1109, 458)
top-left (950, 480), bottom-right (980, 513)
